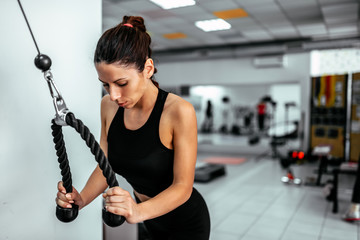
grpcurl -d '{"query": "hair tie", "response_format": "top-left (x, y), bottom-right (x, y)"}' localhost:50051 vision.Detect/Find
top-left (123, 23), bottom-right (133, 28)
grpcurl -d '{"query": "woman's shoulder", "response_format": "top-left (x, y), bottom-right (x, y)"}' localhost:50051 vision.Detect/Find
top-left (164, 92), bottom-right (196, 119)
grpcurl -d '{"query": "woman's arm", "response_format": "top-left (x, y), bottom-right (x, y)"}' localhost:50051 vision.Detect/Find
top-left (104, 97), bottom-right (198, 223)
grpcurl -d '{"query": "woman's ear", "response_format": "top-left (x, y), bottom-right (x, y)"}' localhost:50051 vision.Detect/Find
top-left (144, 58), bottom-right (154, 78)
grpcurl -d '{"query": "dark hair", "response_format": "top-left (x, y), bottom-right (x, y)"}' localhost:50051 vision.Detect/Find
top-left (94, 16), bottom-right (159, 87)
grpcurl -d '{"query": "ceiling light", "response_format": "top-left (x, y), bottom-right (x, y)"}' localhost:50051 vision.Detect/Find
top-left (150, 0), bottom-right (196, 9)
top-left (195, 19), bottom-right (231, 32)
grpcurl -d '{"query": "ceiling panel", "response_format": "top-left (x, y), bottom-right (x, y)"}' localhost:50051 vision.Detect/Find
top-left (102, 0), bottom-right (360, 52)
top-left (235, 0), bottom-right (277, 7)
top-left (277, 0), bottom-right (318, 6)
top-left (244, 4), bottom-right (284, 14)
top-left (168, 4), bottom-right (209, 16)
top-left (168, 7), bottom-right (214, 22)
top-left (114, 0), bottom-right (159, 12)
top-left (241, 29), bottom-right (274, 41)
top-left (319, 0), bottom-right (359, 4)
top-left (268, 27), bottom-right (300, 39)
top-left (139, 9), bottom-right (178, 20)
top-left (227, 18), bottom-right (263, 31)
top-left (297, 23), bottom-right (328, 37)
top-left (321, 2), bottom-right (358, 13)
top-left (223, 37), bottom-right (249, 45)
top-left (199, 0), bottom-right (239, 12)
top-left (328, 24), bottom-right (359, 34)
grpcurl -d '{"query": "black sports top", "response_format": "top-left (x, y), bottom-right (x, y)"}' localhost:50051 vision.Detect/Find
top-left (107, 89), bottom-right (174, 197)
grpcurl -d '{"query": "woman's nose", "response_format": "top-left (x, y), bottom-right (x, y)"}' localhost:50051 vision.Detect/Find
top-left (109, 86), bottom-right (121, 102)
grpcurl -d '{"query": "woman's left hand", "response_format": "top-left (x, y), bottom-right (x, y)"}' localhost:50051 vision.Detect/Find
top-left (103, 187), bottom-right (142, 224)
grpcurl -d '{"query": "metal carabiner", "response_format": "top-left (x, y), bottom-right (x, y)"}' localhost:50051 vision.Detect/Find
top-left (44, 70), bottom-right (69, 126)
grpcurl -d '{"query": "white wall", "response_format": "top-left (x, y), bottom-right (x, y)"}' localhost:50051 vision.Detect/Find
top-left (156, 53), bottom-right (310, 86)
top-left (0, 0), bottom-right (104, 239)
top-left (156, 53), bottom-right (311, 150)
top-left (269, 83), bottom-right (301, 124)
top-left (311, 48), bottom-right (360, 76)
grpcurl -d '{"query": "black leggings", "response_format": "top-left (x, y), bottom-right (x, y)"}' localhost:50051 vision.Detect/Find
top-left (135, 188), bottom-right (210, 240)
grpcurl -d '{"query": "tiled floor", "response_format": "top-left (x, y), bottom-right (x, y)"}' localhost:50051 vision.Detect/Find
top-left (194, 134), bottom-right (359, 240)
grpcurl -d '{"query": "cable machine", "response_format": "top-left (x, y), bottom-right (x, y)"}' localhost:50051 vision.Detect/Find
top-left (17, 0), bottom-right (124, 227)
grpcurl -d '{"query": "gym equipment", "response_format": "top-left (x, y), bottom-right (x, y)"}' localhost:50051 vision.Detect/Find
top-left (322, 179), bottom-right (335, 201)
top-left (255, 122), bottom-right (297, 160)
top-left (17, 0), bottom-right (124, 226)
top-left (305, 145), bottom-right (334, 186)
top-left (219, 96), bottom-right (231, 134)
top-left (350, 74), bottom-right (360, 162)
top-left (248, 134), bottom-right (260, 145)
top-left (310, 75), bottom-right (347, 159)
top-left (280, 150), bottom-right (306, 168)
top-left (280, 150), bottom-right (304, 185)
top-left (329, 159), bottom-right (360, 220)
top-left (331, 162), bottom-right (358, 214)
top-left (268, 122), bottom-right (297, 139)
top-left (231, 106), bottom-right (254, 136)
top-left (254, 99), bottom-right (299, 160)
top-left (261, 95), bottom-right (277, 131)
top-left (281, 169), bottom-right (301, 185)
top-left (194, 164), bottom-right (226, 183)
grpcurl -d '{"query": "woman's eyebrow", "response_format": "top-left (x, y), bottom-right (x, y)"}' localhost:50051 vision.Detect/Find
top-left (98, 78), bottom-right (126, 83)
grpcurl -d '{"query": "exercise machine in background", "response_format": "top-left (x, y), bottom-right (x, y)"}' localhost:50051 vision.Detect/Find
top-left (252, 100), bottom-right (299, 160)
top-left (250, 99), bottom-right (304, 185)
top-left (341, 160), bottom-right (360, 221)
top-left (280, 150), bottom-right (305, 185)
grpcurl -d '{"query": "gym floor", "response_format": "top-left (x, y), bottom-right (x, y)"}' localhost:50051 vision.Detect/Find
top-left (195, 133), bottom-right (359, 240)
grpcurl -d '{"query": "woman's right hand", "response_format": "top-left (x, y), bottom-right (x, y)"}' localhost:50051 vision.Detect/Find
top-left (56, 181), bottom-right (84, 209)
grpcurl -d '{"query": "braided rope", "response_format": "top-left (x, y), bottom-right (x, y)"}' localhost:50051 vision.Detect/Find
top-left (65, 112), bottom-right (119, 188)
top-left (51, 120), bottom-right (72, 193)
top-left (51, 112), bottom-right (118, 190)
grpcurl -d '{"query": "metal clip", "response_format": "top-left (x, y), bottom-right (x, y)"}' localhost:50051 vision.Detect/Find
top-left (44, 70), bottom-right (69, 126)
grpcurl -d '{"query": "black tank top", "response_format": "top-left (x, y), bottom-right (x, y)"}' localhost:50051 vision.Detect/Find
top-left (107, 89), bottom-right (174, 197)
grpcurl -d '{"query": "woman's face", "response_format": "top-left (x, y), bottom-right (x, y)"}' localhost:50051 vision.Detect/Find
top-left (96, 60), bottom-right (154, 109)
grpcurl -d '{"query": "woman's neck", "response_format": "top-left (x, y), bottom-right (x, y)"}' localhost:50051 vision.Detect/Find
top-left (131, 82), bottom-right (158, 112)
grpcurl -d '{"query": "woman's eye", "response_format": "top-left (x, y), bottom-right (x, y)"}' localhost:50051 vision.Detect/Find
top-left (117, 83), bottom-right (127, 87)
top-left (103, 84), bottom-right (109, 88)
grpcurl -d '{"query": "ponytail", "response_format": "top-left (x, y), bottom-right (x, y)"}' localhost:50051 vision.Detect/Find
top-left (94, 16), bottom-right (159, 87)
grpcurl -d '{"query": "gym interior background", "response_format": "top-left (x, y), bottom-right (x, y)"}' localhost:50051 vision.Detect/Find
top-left (1, 0), bottom-right (360, 239)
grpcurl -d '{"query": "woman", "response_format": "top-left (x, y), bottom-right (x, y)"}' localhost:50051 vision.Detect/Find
top-left (56, 16), bottom-right (210, 239)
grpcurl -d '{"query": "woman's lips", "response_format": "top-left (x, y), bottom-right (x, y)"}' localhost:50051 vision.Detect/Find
top-left (118, 102), bottom-right (127, 107)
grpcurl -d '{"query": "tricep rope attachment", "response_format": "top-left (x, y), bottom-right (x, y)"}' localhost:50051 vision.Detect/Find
top-left (17, 0), bottom-right (125, 227)
top-left (51, 113), bottom-right (125, 227)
